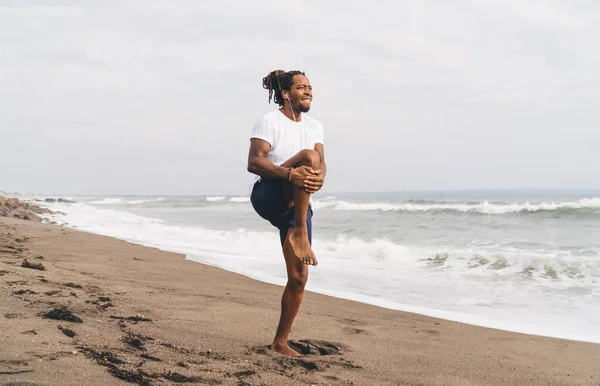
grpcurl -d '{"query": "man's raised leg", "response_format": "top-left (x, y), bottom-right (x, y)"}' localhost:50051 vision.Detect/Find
top-left (281, 149), bottom-right (321, 266)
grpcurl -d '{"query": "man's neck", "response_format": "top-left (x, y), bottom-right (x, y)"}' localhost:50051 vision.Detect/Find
top-left (279, 106), bottom-right (301, 122)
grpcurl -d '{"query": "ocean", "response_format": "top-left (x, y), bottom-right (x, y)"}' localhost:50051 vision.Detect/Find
top-left (39, 190), bottom-right (600, 344)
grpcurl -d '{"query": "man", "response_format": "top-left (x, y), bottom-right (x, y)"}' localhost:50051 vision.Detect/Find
top-left (247, 70), bottom-right (326, 357)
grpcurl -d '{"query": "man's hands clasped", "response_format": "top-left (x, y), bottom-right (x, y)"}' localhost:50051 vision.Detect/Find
top-left (290, 166), bottom-right (324, 194)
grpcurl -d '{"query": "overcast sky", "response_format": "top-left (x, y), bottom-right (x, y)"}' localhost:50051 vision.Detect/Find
top-left (1, 0), bottom-right (599, 195)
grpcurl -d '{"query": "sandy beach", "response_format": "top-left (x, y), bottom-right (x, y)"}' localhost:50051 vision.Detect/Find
top-left (1, 215), bottom-right (599, 385)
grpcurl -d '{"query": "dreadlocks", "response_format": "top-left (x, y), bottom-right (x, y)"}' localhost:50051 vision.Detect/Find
top-left (262, 70), bottom-right (306, 106)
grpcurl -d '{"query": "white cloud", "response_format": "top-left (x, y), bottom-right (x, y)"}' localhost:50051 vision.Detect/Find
top-left (1, 0), bottom-right (599, 194)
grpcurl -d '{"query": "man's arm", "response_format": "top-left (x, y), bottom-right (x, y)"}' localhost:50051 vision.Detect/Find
top-left (314, 143), bottom-right (326, 178)
top-left (247, 138), bottom-right (290, 179)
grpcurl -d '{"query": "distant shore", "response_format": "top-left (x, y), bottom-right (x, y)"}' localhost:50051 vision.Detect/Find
top-left (1, 204), bottom-right (599, 385)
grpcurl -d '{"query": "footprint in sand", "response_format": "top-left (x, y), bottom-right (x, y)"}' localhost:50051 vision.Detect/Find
top-left (31, 352), bottom-right (77, 361)
top-left (63, 282), bottom-right (83, 289)
top-left (337, 317), bottom-right (365, 327)
top-left (0, 359), bottom-right (33, 375)
top-left (12, 289), bottom-right (37, 296)
top-left (7, 280), bottom-right (29, 286)
top-left (337, 318), bottom-right (369, 336)
top-left (85, 296), bottom-right (114, 311)
top-left (140, 353), bottom-right (161, 362)
top-left (342, 327), bottom-right (368, 335)
top-left (288, 339), bottom-right (342, 356)
top-left (58, 325), bottom-right (77, 338)
top-left (4, 313), bottom-right (24, 319)
top-left (249, 340), bottom-right (342, 357)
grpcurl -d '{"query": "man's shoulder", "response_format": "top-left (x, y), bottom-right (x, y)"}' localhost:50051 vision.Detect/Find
top-left (259, 110), bottom-right (282, 122)
top-left (252, 111), bottom-right (281, 131)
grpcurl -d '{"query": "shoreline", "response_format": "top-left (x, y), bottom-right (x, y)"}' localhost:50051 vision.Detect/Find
top-left (1, 215), bottom-right (600, 384)
top-left (41, 200), bottom-right (600, 346)
top-left (185, 252), bottom-right (600, 346)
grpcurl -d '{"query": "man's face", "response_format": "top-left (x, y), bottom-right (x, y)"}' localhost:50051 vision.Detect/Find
top-left (288, 75), bottom-right (312, 113)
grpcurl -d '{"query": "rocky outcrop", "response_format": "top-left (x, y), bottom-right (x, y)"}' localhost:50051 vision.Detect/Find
top-left (0, 196), bottom-right (54, 222)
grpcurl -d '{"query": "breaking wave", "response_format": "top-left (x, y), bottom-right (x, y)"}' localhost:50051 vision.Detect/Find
top-left (311, 197), bottom-right (600, 215)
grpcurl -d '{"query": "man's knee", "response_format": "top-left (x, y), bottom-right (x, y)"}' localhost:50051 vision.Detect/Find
top-left (298, 149), bottom-right (320, 169)
top-left (287, 272), bottom-right (307, 290)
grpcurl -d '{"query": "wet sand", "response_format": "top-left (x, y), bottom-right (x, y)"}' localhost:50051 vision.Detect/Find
top-left (1, 216), bottom-right (599, 385)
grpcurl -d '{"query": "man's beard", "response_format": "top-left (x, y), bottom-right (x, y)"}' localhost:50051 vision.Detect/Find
top-left (295, 102), bottom-right (311, 113)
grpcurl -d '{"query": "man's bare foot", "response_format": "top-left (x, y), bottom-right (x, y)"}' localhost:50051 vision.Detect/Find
top-left (271, 343), bottom-right (303, 357)
top-left (287, 228), bottom-right (318, 266)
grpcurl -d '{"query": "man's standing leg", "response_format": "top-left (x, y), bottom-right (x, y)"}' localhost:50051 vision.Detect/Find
top-left (270, 240), bottom-right (308, 356)
top-left (270, 149), bottom-right (320, 356)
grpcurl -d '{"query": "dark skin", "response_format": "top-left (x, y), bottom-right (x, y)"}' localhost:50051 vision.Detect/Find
top-left (247, 74), bottom-right (326, 356)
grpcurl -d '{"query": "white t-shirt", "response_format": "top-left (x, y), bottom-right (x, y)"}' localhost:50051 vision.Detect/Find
top-left (250, 110), bottom-right (324, 169)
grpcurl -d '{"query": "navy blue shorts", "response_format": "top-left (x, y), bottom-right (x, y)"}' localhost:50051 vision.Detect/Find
top-left (250, 177), bottom-right (313, 246)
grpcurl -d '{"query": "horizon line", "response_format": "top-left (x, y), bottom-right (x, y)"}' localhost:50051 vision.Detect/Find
top-left (4, 187), bottom-right (600, 198)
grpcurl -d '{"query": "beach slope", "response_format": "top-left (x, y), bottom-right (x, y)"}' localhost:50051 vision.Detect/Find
top-left (1, 217), bottom-right (599, 385)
